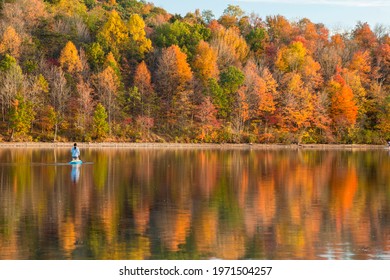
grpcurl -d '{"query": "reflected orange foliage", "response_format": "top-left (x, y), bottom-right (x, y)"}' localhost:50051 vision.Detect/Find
top-left (329, 73), bottom-right (358, 129)
top-left (333, 168), bottom-right (358, 213)
top-left (196, 151), bottom-right (218, 196)
top-left (194, 208), bottom-right (218, 254)
top-left (254, 178), bottom-right (276, 227)
top-left (157, 208), bottom-right (191, 251)
top-left (133, 203), bottom-right (150, 234)
top-left (100, 200), bottom-right (116, 241)
top-left (2, 149), bottom-right (390, 260)
top-left (60, 218), bottom-right (76, 257)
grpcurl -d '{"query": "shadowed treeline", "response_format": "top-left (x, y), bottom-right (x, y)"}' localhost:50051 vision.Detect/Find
top-left (1, 148), bottom-right (390, 259)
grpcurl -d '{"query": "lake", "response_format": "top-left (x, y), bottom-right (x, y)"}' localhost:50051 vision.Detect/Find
top-left (0, 146), bottom-right (390, 260)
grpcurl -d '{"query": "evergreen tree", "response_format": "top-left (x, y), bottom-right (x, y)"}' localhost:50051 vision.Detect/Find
top-left (93, 103), bottom-right (109, 140)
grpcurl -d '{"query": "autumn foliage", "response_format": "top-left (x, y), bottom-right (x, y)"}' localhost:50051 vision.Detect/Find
top-left (0, 0), bottom-right (390, 143)
top-left (59, 41), bottom-right (83, 73)
top-left (329, 73), bottom-right (358, 131)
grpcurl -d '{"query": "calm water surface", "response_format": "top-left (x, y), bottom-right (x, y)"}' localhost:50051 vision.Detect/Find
top-left (1, 147), bottom-right (390, 260)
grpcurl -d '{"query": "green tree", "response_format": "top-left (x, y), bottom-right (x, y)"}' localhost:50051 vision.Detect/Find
top-left (223, 5), bottom-right (245, 18)
top-left (87, 42), bottom-right (105, 70)
top-left (0, 57), bottom-right (25, 122)
top-left (93, 103), bottom-right (109, 140)
top-left (220, 66), bottom-right (245, 94)
top-left (246, 27), bottom-right (268, 55)
top-left (219, 5), bottom-right (245, 28)
top-left (9, 96), bottom-right (35, 140)
top-left (219, 66), bottom-right (245, 121)
top-left (206, 78), bottom-right (227, 119)
top-left (154, 21), bottom-right (210, 59)
top-left (0, 53), bottom-right (17, 71)
top-left (201, 10), bottom-right (214, 24)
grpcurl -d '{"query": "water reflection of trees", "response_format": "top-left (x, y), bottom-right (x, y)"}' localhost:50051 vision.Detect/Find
top-left (1, 148), bottom-right (390, 259)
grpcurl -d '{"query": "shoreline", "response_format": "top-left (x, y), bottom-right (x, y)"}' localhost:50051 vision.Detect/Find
top-left (0, 142), bottom-right (387, 150)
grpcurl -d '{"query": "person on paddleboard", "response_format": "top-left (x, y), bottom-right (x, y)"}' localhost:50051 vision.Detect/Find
top-left (71, 143), bottom-right (80, 160)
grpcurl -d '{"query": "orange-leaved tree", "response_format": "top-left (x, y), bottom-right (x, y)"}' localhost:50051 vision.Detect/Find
top-left (328, 70), bottom-right (358, 139)
top-left (279, 73), bottom-right (313, 139)
top-left (0, 26), bottom-right (22, 59)
top-left (156, 45), bottom-right (193, 122)
top-left (242, 61), bottom-right (276, 137)
top-left (195, 96), bottom-right (220, 142)
top-left (193, 40), bottom-right (219, 85)
top-left (133, 61), bottom-right (156, 118)
top-left (352, 22), bottom-right (377, 50)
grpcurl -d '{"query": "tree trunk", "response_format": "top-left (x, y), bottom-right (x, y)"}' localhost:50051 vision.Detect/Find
top-left (54, 123), bottom-right (58, 142)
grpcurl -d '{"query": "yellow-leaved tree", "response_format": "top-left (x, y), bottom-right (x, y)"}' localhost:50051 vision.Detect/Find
top-left (276, 41), bottom-right (307, 73)
top-left (97, 10), bottom-right (129, 57)
top-left (59, 41), bottom-right (82, 74)
top-left (210, 24), bottom-right (249, 69)
top-left (56, 0), bottom-right (87, 17)
top-left (276, 40), bottom-right (323, 90)
top-left (128, 14), bottom-right (153, 59)
top-left (193, 40), bottom-right (219, 85)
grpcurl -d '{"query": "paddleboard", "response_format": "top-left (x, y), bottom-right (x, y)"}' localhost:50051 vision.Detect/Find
top-left (69, 159), bottom-right (83, 165)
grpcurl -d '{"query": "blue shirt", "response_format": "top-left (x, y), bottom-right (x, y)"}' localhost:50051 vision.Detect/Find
top-left (71, 146), bottom-right (80, 158)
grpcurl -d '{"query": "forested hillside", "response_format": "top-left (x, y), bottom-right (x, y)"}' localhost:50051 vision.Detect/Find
top-left (0, 0), bottom-right (389, 143)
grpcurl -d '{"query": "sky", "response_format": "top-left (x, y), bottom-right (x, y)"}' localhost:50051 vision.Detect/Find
top-left (147, 0), bottom-right (390, 31)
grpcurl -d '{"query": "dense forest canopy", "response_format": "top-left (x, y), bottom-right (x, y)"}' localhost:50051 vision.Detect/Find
top-left (0, 0), bottom-right (390, 144)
